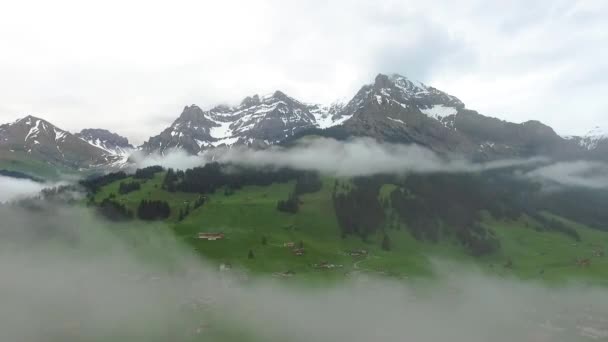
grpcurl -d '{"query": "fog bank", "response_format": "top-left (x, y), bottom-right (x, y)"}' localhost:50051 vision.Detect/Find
top-left (0, 204), bottom-right (606, 341)
top-left (133, 138), bottom-right (546, 177)
top-left (0, 175), bottom-right (48, 203)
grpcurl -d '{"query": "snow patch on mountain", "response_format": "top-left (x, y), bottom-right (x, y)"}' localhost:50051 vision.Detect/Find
top-left (420, 105), bottom-right (458, 120)
top-left (565, 127), bottom-right (608, 150)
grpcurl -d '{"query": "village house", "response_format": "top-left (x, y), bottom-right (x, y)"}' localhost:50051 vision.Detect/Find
top-left (283, 242), bottom-right (295, 248)
top-left (314, 262), bottom-right (343, 269)
top-left (273, 270), bottom-right (295, 278)
top-left (293, 248), bottom-right (305, 256)
top-left (348, 249), bottom-right (368, 257)
top-left (576, 258), bottom-right (591, 267)
top-left (198, 232), bottom-right (225, 241)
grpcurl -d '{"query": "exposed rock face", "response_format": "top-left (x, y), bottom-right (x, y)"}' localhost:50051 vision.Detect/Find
top-left (0, 116), bottom-right (117, 168)
top-left (141, 91), bottom-right (351, 155)
top-left (76, 128), bottom-right (133, 156)
top-left (140, 73), bottom-right (594, 161)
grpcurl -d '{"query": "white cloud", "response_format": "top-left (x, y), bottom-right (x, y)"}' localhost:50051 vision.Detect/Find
top-left (0, 0), bottom-right (606, 144)
top-left (134, 137), bottom-right (544, 176)
top-left (526, 160), bottom-right (608, 189)
top-left (0, 176), bottom-right (47, 203)
top-left (0, 204), bottom-right (607, 341)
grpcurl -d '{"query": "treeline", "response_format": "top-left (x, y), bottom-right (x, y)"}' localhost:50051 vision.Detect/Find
top-left (97, 198), bottom-right (133, 221)
top-left (332, 177), bottom-right (386, 240)
top-left (526, 211), bottom-right (581, 241)
top-left (329, 172), bottom-right (547, 255)
top-left (162, 163), bottom-right (302, 194)
top-left (0, 169), bottom-right (42, 182)
top-left (137, 200), bottom-right (171, 220)
top-left (118, 181), bottom-right (140, 194)
top-left (276, 172), bottom-right (323, 214)
top-left (388, 173), bottom-right (525, 255)
top-left (536, 188), bottom-right (608, 232)
top-left (80, 171), bottom-right (128, 193)
top-left (134, 165), bottom-right (163, 180)
top-left (80, 166), bottom-right (164, 194)
top-left (277, 192), bottom-right (299, 213)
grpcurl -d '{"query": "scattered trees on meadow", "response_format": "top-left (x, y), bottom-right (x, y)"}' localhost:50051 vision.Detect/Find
top-left (118, 181), bottom-right (141, 195)
top-left (134, 165), bottom-right (164, 180)
top-left (137, 199), bottom-right (171, 220)
top-left (97, 198), bottom-right (133, 221)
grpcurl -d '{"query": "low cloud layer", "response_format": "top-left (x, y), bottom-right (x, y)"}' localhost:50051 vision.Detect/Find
top-left (0, 175), bottom-right (49, 203)
top-left (211, 138), bottom-right (545, 176)
top-left (0, 204), bottom-right (607, 341)
top-left (526, 160), bottom-right (608, 189)
top-left (133, 138), bottom-right (545, 177)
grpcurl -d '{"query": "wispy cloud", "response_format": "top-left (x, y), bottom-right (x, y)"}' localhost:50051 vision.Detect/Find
top-left (0, 176), bottom-right (49, 203)
top-left (0, 204), bottom-right (606, 341)
top-left (133, 137), bottom-right (545, 176)
top-left (526, 160), bottom-right (608, 189)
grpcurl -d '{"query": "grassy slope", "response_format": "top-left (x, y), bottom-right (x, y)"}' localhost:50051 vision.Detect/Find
top-left (94, 173), bottom-right (608, 284)
top-left (0, 152), bottom-right (70, 180)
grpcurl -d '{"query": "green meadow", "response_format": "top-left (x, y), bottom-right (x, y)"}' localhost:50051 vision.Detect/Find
top-left (93, 172), bottom-right (608, 285)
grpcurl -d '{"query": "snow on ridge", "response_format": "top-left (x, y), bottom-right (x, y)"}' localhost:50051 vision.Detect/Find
top-left (579, 127), bottom-right (608, 150)
top-left (420, 105), bottom-right (458, 120)
top-left (209, 120), bottom-right (233, 139)
top-left (24, 119), bottom-right (42, 142)
top-left (387, 117), bottom-right (405, 125)
top-left (562, 126), bottom-right (608, 150)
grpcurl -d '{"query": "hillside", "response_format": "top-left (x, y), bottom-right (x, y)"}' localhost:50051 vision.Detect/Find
top-left (86, 167), bottom-right (608, 284)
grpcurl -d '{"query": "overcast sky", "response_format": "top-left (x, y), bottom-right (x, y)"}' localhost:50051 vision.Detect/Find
top-left (0, 0), bottom-right (606, 144)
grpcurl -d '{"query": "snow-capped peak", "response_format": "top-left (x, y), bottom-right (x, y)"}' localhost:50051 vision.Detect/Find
top-left (76, 128), bottom-right (134, 156)
top-left (566, 126), bottom-right (608, 150)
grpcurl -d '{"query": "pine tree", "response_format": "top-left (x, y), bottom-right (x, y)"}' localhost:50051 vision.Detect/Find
top-left (381, 234), bottom-right (391, 251)
top-left (248, 250), bottom-right (255, 259)
top-left (261, 236), bottom-right (267, 245)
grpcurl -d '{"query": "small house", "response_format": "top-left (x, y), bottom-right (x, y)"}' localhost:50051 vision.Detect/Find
top-left (284, 242), bottom-right (295, 248)
top-left (198, 232), bottom-right (225, 241)
top-left (349, 249), bottom-right (368, 257)
top-left (273, 270), bottom-right (296, 278)
top-left (293, 248), bottom-right (305, 256)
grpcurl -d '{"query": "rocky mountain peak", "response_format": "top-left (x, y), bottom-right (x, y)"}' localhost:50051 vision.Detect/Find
top-left (0, 115), bottom-right (120, 168)
top-left (75, 128), bottom-right (133, 156)
top-left (564, 126), bottom-right (608, 151)
top-left (178, 105), bottom-right (206, 121)
top-left (240, 95), bottom-right (261, 107)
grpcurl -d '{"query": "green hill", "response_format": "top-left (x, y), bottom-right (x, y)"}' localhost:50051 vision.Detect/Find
top-left (88, 167), bottom-right (608, 285)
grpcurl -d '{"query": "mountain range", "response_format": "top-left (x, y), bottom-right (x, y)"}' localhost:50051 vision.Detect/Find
top-left (1, 73), bottom-right (607, 176)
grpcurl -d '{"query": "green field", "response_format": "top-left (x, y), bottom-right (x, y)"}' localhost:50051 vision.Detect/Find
top-left (93, 172), bottom-right (608, 284)
top-left (0, 151), bottom-right (80, 180)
